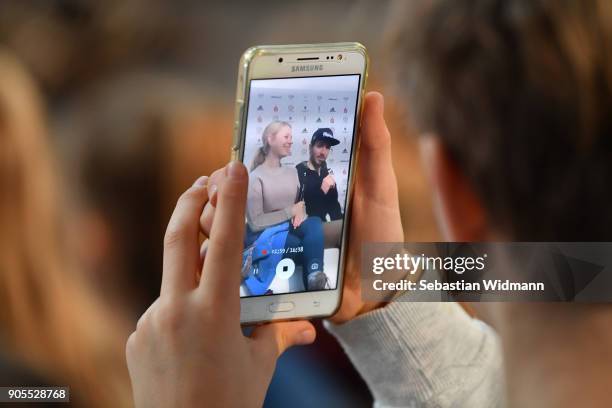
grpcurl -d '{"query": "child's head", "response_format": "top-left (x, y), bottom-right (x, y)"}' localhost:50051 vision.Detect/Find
top-left (393, 0), bottom-right (612, 240)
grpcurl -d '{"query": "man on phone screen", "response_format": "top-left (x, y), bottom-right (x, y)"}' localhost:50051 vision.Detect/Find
top-left (296, 128), bottom-right (343, 248)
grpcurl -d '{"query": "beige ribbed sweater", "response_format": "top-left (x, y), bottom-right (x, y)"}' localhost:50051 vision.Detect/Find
top-left (247, 164), bottom-right (300, 232)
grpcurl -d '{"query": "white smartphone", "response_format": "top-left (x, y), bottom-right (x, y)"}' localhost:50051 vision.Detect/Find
top-left (231, 43), bottom-right (368, 324)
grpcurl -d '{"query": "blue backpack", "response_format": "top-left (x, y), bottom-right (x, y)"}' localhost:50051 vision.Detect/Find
top-left (243, 222), bottom-right (290, 295)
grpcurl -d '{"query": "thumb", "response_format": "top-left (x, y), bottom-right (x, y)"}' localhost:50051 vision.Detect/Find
top-left (251, 320), bottom-right (316, 362)
top-left (198, 161), bottom-right (248, 309)
top-left (360, 91), bottom-right (392, 169)
top-left (357, 91), bottom-right (398, 201)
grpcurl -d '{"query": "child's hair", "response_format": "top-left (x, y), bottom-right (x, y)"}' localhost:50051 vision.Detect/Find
top-left (0, 49), bottom-right (131, 407)
top-left (392, 0), bottom-right (612, 239)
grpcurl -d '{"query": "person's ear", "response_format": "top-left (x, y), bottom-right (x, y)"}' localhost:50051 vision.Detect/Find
top-left (419, 134), bottom-right (489, 241)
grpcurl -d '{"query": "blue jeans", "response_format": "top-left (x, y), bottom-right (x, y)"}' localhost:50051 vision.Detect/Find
top-left (284, 216), bottom-right (324, 289)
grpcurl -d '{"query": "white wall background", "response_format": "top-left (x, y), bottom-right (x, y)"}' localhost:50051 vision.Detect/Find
top-left (243, 75), bottom-right (360, 212)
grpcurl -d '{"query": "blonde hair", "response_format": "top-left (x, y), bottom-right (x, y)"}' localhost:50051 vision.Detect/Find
top-left (0, 50), bottom-right (131, 407)
top-left (250, 121), bottom-right (291, 171)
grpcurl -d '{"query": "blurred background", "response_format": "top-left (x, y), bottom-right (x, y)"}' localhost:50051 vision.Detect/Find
top-left (0, 1), bottom-right (440, 406)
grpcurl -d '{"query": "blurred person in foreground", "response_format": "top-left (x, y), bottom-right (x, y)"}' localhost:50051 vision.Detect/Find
top-left (57, 72), bottom-right (233, 319)
top-left (125, 1), bottom-right (612, 407)
top-left (0, 50), bottom-right (132, 406)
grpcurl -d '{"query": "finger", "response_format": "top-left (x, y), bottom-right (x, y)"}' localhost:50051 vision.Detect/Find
top-left (357, 91), bottom-right (398, 202)
top-left (200, 201), bottom-right (215, 238)
top-left (136, 297), bottom-right (160, 331)
top-left (209, 184), bottom-right (218, 207)
top-left (360, 91), bottom-right (391, 157)
top-left (199, 238), bottom-right (210, 262)
top-left (199, 165), bottom-right (231, 236)
top-left (198, 161), bottom-right (248, 308)
top-left (208, 167), bottom-right (228, 208)
top-left (161, 177), bottom-right (209, 296)
top-left (251, 321), bottom-right (316, 363)
top-left (359, 92), bottom-right (394, 176)
top-left (196, 239), bottom-right (210, 284)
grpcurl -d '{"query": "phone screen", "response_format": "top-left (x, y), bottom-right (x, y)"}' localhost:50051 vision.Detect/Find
top-left (240, 74), bottom-right (361, 297)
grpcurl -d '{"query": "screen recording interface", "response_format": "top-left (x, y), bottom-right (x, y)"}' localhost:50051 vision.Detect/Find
top-left (240, 74), bottom-right (360, 297)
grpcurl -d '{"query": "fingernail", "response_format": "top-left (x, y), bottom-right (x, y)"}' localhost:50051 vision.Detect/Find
top-left (296, 329), bottom-right (316, 345)
top-left (193, 176), bottom-right (208, 187)
top-left (227, 161), bottom-right (244, 178)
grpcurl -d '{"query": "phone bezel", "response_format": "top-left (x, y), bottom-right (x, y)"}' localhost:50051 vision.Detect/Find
top-left (232, 43), bottom-right (368, 324)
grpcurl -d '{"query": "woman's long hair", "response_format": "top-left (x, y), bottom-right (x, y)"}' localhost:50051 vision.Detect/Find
top-left (0, 50), bottom-right (131, 407)
top-left (250, 120), bottom-right (291, 171)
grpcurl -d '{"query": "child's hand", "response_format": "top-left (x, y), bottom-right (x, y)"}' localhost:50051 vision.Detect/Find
top-left (330, 92), bottom-right (404, 324)
top-left (126, 162), bottom-right (316, 408)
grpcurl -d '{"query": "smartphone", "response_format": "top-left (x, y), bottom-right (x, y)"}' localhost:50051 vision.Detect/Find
top-left (231, 43), bottom-right (368, 323)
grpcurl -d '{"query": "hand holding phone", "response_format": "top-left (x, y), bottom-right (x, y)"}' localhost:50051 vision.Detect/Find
top-left (127, 165), bottom-right (316, 408)
top-left (202, 92), bottom-right (404, 325)
top-left (327, 92), bottom-right (404, 324)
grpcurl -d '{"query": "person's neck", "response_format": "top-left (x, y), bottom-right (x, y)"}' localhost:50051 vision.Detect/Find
top-left (263, 155), bottom-right (281, 168)
top-left (497, 303), bottom-right (612, 408)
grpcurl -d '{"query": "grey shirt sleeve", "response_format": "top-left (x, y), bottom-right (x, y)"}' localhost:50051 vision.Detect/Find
top-left (324, 302), bottom-right (505, 408)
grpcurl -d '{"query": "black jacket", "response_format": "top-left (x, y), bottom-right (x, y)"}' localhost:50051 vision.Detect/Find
top-left (296, 161), bottom-right (343, 221)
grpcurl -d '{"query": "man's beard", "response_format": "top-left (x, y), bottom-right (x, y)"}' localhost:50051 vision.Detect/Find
top-left (310, 156), bottom-right (326, 168)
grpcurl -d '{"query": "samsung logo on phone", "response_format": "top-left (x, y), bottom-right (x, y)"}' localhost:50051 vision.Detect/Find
top-left (291, 64), bottom-right (324, 72)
